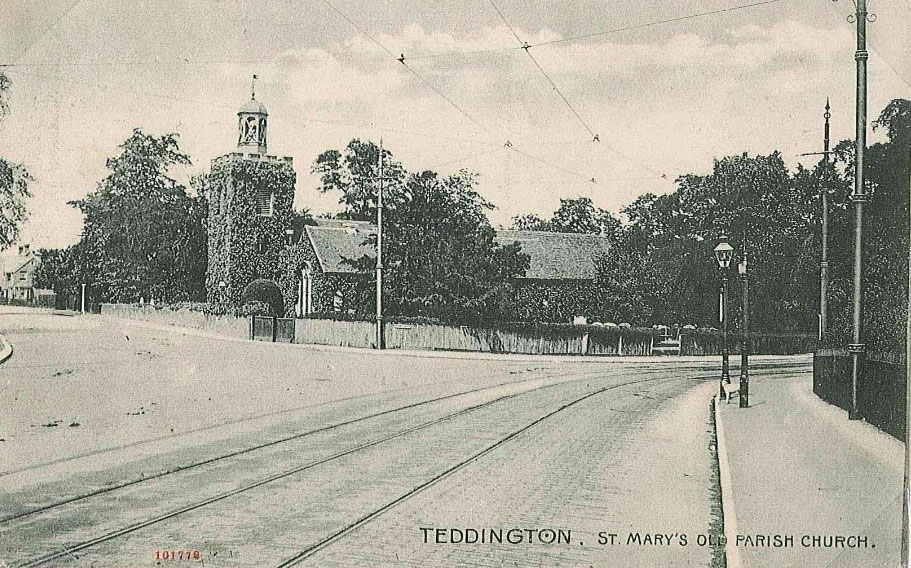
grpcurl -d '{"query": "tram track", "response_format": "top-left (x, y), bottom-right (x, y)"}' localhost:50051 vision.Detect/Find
top-left (273, 373), bottom-right (701, 567)
top-left (12, 370), bottom-right (713, 568)
top-left (1, 365), bottom-right (598, 522)
top-left (2, 359), bottom-right (808, 526)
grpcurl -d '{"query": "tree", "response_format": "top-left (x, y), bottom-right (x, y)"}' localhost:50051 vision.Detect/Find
top-left (311, 139), bottom-right (406, 221)
top-left (551, 197), bottom-right (620, 236)
top-left (70, 129), bottom-right (206, 302)
top-left (0, 71), bottom-right (31, 250)
top-left (33, 247), bottom-right (74, 294)
top-left (510, 213), bottom-right (550, 231)
top-left (604, 152), bottom-right (823, 330)
top-left (511, 197), bottom-right (620, 237)
top-left (346, 170), bottom-right (530, 320)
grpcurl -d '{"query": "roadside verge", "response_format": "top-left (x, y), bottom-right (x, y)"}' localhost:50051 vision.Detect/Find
top-left (0, 333), bottom-right (12, 365)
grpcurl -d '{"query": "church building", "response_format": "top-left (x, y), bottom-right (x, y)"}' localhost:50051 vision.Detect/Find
top-left (206, 89), bottom-right (614, 323)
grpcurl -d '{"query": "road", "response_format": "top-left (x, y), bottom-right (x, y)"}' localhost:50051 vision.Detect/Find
top-left (0, 307), bottom-right (812, 567)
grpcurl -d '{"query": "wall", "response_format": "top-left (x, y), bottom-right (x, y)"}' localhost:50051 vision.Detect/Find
top-left (101, 304), bottom-right (249, 339)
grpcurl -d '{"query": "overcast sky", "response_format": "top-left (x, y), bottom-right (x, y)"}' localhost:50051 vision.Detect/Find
top-left (1, 0), bottom-right (909, 250)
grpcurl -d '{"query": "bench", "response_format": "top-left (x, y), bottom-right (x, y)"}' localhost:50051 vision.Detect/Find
top-left (722, 381), bottom-right (740, 403)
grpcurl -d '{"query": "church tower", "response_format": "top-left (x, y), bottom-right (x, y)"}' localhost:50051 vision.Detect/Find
top-left (206, 78), bottom-right (296, 311)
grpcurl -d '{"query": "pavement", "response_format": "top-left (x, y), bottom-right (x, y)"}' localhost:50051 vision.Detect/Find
top-left (717, 370), bottom-right (904, 568)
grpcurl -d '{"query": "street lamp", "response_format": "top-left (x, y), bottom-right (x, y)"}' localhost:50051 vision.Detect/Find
top-left (714, 237), bottom-right (734, 399)
top-left (738, 253), bottom-right (750, 408)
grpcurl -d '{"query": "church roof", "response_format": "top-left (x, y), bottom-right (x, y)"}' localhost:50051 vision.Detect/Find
top-left (302, 219), bottom-right (612, 280)
top-left (238, 97), bottom-right (268, 115)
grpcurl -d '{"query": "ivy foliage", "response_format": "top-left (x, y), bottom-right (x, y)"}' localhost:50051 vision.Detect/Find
top-left (205, 156), bottom-right (295, 307)
top-left (241, 278), bottom-right (284, 316)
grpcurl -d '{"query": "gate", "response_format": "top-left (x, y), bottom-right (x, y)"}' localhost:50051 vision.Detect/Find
top-left (250, 316), bottom-right (295, 343)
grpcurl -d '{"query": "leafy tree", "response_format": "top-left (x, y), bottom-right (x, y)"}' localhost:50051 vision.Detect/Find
top-left (606, 152), bottom-right (823, 331)
top-left (510, 213), bottom-right (550, 231)
top-left (311, 139), bottom-right (406, 221)
top-left (33, 247), bottom-right (74, 294)
top-left (345, 170), bottom-right (529, 320)
top-left (551, 197), bottom-right (620, 236)
top-left (511, 197), bottom-right (620, 236)
top-left (0, 71), bottom-right (31, 250)
top-left (70, 129), bottom-right (206, 302)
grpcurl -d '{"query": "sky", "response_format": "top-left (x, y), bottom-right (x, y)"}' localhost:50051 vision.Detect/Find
top-left (0, 0), bottom-right (909, 251)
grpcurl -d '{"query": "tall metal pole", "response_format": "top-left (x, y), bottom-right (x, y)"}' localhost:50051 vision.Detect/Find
top-left (721, 274), bottom-right (730, 395)
top-left (740, 252), bottom-right (750, 408)
top-left (820, 99), bottom-right (832, 341)
top-left (901, 146), bottom-right (911, 568)
top-left (375, 139), bottom-right (385, 350)
top-left (848, 0), bottom-right (869, 420)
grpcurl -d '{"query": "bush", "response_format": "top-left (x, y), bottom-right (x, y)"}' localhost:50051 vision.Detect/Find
top-left (238, 300), bottom-right (274, 317)
top-left (241, 279), bottom-right (284, 316)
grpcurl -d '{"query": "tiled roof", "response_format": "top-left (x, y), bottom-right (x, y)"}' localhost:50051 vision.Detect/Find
top-left (494, 230), bottom-right (611, 280)
top-left (303, 219), bottom-right (611, 280)
top-left (304, 220), bottom-right (376, 274)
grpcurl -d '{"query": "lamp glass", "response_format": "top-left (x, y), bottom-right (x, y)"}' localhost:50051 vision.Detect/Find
top-left (714, 241), bottom-right (734, 269)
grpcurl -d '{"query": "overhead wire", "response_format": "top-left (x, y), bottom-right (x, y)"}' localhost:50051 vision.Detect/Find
top-left (486, 0), bottom-right (668, 181)
top-left (7, 0), bottom-right (84, 66)
top-left (535, 0), bottom-right (785, 48)
top-left (316, 0), bottom-right (617, 188)
top-left (2, 0), bottom-right (792, 69)
top-left (488, 0), bottom-right (596, 140)
top-left (318, 0), bottom-right (495, 139)
top-left (824, 0), bottom-right (911, 91)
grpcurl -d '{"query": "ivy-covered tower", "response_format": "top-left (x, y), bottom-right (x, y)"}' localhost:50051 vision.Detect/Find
top-left (206, 86), bottom-right (296, 309)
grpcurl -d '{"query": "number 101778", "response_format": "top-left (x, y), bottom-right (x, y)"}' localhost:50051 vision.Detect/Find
top-left (154, 550), bottom-right (201, 561)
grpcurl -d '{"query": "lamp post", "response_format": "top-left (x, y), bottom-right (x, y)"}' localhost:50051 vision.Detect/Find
top-left (738, 252), bottom-right (750, 408)
top-left (375, 139), bottom-right (386, 350)
top-left (714, 238), bottom-right (734, 398)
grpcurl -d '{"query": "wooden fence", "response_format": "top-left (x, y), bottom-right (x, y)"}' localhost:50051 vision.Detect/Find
top-left (100, 304), bottom-right (249, 339)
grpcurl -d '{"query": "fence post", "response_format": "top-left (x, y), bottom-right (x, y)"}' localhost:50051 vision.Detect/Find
top-left (272, 316), bottom-right (278, 342)
top-left (581, 332), bottom-right (589, 356)
top-left (648, 335), bottom-right (654, 356)
top-left (249, 316), bottom-right (254, 340)
top-left (618, 332), bottom-right (624, 356)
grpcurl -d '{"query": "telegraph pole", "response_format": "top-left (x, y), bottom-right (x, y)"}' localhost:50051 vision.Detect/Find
top-left (375, 139), bottom-right (385, 350)
top-left (821, 100), bottom-right (832, 341)
top-left (800, 100), bottom-right (833, 341)
top-left (902, 147), bottom-right (911, 568)
top-left (848, 0), bottom-right (870, 420)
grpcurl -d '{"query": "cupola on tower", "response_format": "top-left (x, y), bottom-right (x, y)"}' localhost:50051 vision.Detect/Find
top-left (237, 91), bottom-right (268, 155)
top-left (206, 77), bottom-right (297, 311)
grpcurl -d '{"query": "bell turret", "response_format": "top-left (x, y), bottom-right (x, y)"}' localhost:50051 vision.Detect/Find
top-left (237, 75), bottom-right (268, 154)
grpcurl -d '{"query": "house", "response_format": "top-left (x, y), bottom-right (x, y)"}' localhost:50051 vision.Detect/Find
top-left (2, 244), bottom-right (41, 302)
top-left (288, 218), bottom-right (614, 322)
